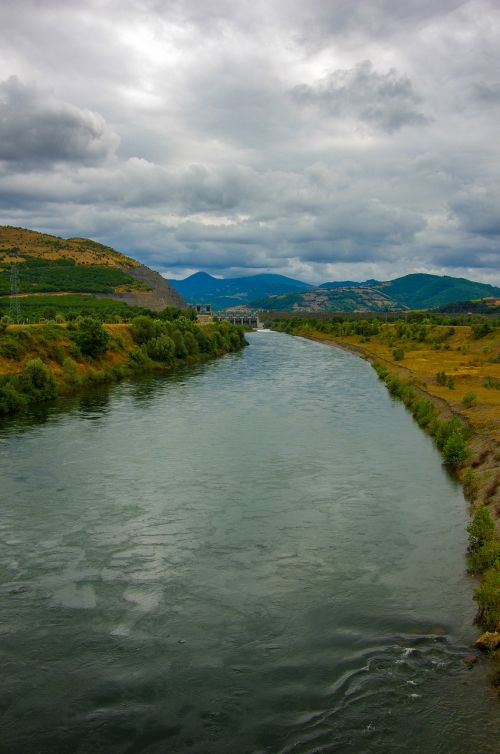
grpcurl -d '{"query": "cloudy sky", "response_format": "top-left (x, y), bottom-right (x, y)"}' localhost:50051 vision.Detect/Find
top-left (1, 0), bottom-right (499, 283)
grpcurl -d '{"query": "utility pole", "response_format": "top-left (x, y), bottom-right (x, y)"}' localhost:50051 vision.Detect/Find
top-left (9, 264), bottom-right (21, 323)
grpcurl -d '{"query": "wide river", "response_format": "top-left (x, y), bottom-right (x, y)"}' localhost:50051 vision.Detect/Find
top-left (1, 331), bottom-right (499, 753)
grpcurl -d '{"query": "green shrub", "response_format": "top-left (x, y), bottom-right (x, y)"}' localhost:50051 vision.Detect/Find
top-left (412, 398), bottom-right (437, 428)
top-left (468, 505), bottom-right (496, 552)
top-left (195, 328), bottom-right (213, 353)
top-left (0, 334), bottom-right (28, 359)
top-left (436, 370), bottom-right (446, 385)
top-left (435, 417), bottom-right (463, 449)
top-left (0, 379), bottom-right (27, 415)
top-left (469, 540), bottom-right (500, 574)
top-left (128, 347), bottom-right (151, 369)
top-left (62, 358), bottom-right (81, 386)
top-left (392, 348), bottom-right (405, 361)
top-left (131, 315), bottom-right (157, 344)
top-left (73, 317), bottom-right (109, 358)
top-left (373, 361), bottom-right (388, 380)
top-left (183, 330), bottom-right (200, 355)
top-left (18, 359), bottom-right (57, 401)
top-left (51, 343), bottom-right (66, 366)
top-left (483, 376), bottom-right (500, 389)
top-left (171, 330), bottom-right (188, 359)
top-left (442, 431), bottom-right (469, 467)
top-left (472, 321), bottom-right (492, 339)
top-left (462, 391), bottom-right (478, 408)
top-left (474, 567), bottom-right (500, 631)
top-left (463, 468), bottom-right (479, 500)
top-left (146, 334), bottom-right (175, 362)
top-left (447, 377), bottom-right (455, 390)
top-left (386, 374), bottom-right (402, 397)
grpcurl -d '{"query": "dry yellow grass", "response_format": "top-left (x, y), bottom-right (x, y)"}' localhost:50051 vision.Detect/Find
top-left (0, 323), bottom-right (135, 378)
top-left (309, 324), bottom-right (500, 443)
top-left (0, 226), bottom-right (140, 268)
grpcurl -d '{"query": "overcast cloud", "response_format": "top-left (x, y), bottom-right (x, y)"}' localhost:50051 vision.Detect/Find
top-left (0, 0), bottom-right (499, 283)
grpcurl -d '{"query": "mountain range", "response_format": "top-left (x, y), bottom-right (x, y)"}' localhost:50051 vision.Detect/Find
top-left (171, 271), bottom-right (310, 309)
top-left (173, 270), bottom-right (500, 312)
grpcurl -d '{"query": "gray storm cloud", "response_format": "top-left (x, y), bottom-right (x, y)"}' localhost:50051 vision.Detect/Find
top-left (292, 61), bottom-right (429, 132)
top-left (0, 0), bottom-right (498, 283)
top-left (0, 77), bottom-right (119, 167)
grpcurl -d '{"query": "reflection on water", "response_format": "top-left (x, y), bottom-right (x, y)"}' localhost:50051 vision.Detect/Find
top-left (0, 332), bottom-right (499, 754)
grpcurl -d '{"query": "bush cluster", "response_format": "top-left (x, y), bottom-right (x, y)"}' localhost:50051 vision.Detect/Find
top-left (0, 311), bottom-right (247, 417)
top-left (467, 506), bottom-right (500, 632)
top-left (72, 317), bottom-right (110, 358)
top-left (0, 359), bottom-right (57, 415)
top-left (436, 370), bottom-right (455, 389)
top-left (483, 376), bottom-right (500, 390)
top-left (130, 315), bottom-right (246, 365)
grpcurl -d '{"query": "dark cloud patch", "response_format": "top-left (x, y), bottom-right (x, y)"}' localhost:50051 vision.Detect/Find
top-left (288, 0), bottom-right (468, 42)
top-left (0, 76), bottom-right (118, 168)
top-left (430, 242), bottom-right (500, 270)
top-left (450, 191), bottom-right (500, 238)
top-left (292, 61), bottom-right (429, 132)
top-left (472, 80), bottom-right (500, 105)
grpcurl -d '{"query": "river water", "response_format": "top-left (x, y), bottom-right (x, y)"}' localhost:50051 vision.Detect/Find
top-left (1, 331), bottom-right (499, 753)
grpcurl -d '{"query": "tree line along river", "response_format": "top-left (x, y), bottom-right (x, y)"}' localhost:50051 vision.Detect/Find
top-left (1, 331), bottom-right (499, 753)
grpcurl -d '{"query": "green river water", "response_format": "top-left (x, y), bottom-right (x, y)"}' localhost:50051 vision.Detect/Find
top-left (1, 331), bottom-right (499, 753)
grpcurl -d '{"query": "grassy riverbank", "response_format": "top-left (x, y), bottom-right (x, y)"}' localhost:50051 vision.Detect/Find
top-left (0, 314), bottom-right (246, 416)
top-left (271, 315), bottom-right (500, 686)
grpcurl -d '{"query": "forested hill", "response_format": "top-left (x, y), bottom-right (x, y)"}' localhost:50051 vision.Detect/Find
top-left (251, 273), bottom-right (500, 312)
top-left (0, 226), bottom-right (186, 310)
top-left (376, 273), bottom-right (500, 309)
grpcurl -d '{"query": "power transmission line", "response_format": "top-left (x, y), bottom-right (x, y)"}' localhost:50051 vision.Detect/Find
top-left (9, 264), bottom-right (21, 323)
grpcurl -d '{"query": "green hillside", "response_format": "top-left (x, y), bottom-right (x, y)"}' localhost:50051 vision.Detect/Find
top-left (377, 274), bottom-right (500, 308)
top-left (0, 226), bottom-right (186, 311)
top-left (251, 273), bottom-right (500, 312)
top-left (0, 256), bottom-right (144, 295)
top-left (252, 286), bottom-right (406, 312)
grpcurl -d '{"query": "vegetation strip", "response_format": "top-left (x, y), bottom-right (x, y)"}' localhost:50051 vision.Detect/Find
top-left (270, 314), bottom-right (500, 688)
top-left (0, 310), bottom-right (247, 416)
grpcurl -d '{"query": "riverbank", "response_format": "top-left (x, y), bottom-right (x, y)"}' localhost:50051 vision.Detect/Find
top-left (4, 328), bottom-right (500, 752)
top-left (271, 319), bottom-right (500, 687)
top-left (0, 316), bottom-right (247, 416)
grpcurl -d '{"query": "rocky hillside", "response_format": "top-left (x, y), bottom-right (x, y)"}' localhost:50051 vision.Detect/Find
top-left (0, 226), bottom-right (186, 311)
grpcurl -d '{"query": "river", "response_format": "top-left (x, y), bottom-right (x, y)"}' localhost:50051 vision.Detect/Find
top-left (1, 331), bottom-right (499, 753)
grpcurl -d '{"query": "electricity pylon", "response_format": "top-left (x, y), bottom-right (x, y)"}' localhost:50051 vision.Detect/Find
top-left (9, 264), bottom-right (21, 323)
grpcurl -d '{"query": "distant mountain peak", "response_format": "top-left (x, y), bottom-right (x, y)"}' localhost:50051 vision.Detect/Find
top-left (171, 271), bottom-right (312, 310)
top-left (185, 271), bottom-right (217, 281)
